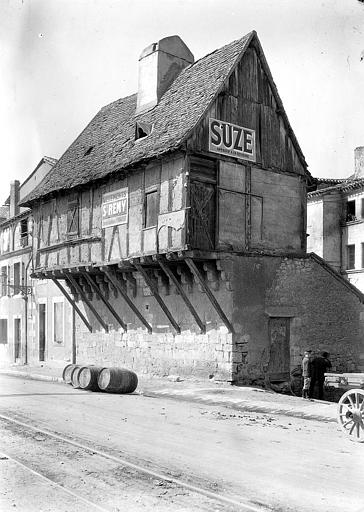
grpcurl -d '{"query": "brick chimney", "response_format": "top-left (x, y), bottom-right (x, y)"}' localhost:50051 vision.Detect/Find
top-left (354, 147), bottom-right (364, 178)
top-left (10, 180), bottom-right (20, 218)
top-left (136, 35), bottom-right (194, 115)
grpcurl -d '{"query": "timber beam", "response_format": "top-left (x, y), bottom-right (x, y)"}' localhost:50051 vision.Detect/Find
top-left (50, 277), bottom-right (92, 333)
top-left (132, 261), bottom-right (181, 334)
top-left (80, 271), bottom-right (127, 331)
top-left (157, 257), bottom-right (205, 334)
top-left (185, 257), bottom-right (234, 334)
top-left (64, 272), bottom-right (109, 332)
top-left (101, 268), bottom-right (152, 334)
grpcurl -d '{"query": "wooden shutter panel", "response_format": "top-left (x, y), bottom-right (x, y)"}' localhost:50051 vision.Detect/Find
top-left (67, 199), bottom-right (79, 235)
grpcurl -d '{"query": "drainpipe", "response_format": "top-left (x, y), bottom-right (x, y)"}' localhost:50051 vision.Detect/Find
top-left (23, 251), bottom-right (33, 365)
top-left (72, 307), bottom-right (76, 364)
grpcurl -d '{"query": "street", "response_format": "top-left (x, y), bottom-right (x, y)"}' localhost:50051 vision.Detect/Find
top-left (0, 375), bottom-right (363, 512)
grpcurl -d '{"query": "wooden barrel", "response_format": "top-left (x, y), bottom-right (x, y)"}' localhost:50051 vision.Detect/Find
top-left (70, 365), bottom-right (83, 389)
top-left (97, 367), bottom-right (138, 394)
top-left (62, 364), bottom-right (78, 384)
top-left (78, 366), bottom-right (105, 391)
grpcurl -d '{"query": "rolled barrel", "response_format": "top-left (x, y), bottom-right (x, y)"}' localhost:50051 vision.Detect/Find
top-left (62, 364), bottom-right (78, 384)
top-left (78, 366), bottom-right (105, 391)
top-left (70, 365), bottom-right (83, 389)
top-left (98, 367), bottom-right (138, 394)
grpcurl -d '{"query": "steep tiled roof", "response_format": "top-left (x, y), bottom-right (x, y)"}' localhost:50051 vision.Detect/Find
top-left (21, 31), bottom-right (307, 206)
top-left (315, 177), bottom-right (347, 185)
top-left (308, 177), bottom-right (364, 198)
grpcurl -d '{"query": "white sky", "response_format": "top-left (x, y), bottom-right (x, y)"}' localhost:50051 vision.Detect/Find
top-left (0, 0), bottom-right (363, 206)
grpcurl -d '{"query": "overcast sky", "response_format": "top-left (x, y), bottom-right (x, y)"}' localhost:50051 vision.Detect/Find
top-left (0, 0), bottom-right (363, 205)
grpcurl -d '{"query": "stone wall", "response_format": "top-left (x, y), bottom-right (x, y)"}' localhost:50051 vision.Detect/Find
top-left (74, 267), bottom-right (234, 380)
top-left (266, 256), bottom-right (364, 373)
top-left (73, 254), bottom-right (364, 384)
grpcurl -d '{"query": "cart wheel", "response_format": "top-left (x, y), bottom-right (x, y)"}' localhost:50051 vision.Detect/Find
top-left (337, 389), bottom-right (364, 443)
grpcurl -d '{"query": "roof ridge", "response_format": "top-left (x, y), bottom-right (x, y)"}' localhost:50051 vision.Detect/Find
top-left (189, 31), bottom-right (256, 69)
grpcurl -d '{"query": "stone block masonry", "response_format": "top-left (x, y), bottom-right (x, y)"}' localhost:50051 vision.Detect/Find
top-left (74, 253), bottom-right (364, 384)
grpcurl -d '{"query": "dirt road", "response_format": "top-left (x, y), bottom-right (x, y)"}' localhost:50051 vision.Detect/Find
top-left (0, 375), bottom-right (363, 512)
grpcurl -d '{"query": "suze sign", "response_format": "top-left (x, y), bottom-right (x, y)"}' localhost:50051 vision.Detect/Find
top-left (101, 187), bottom-right (128, 228)
top-left (209, 118), bottom-right (256, 162)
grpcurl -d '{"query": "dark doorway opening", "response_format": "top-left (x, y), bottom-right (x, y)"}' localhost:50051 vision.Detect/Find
top-left (267, 317), bottom-right (290, 382)
top-left (14, 318), bottom-right (21, 361)
top-left (39, 304), bottom-right (46, 362)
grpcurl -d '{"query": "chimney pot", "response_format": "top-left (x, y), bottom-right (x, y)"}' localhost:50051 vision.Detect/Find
top-left (354, 147), bottom-right (364, 178)
top-left (10, 180), bottom-right (20, 218)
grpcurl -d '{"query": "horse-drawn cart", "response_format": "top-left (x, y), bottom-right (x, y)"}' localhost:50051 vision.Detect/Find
top-left (325, 373), bottom-right (364, 443)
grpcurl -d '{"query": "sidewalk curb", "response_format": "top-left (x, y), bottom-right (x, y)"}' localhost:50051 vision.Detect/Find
top-left (143, 390), bottom-right (337, 423)
top-left (1, 369), bottom-right (337, 424)
top-left (0, 370), bottom-right (63, 384)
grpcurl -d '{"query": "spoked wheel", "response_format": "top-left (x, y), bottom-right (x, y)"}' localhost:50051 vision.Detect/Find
top-left (337, 389), bottom-right (364, 443)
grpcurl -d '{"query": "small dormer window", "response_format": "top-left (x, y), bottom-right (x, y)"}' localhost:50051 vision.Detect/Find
top-left (135, 122), bottom-right (153, 141)
top-left (84, 146), bottom-right (94, 156)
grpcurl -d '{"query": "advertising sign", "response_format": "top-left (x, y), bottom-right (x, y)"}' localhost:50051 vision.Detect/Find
top-left (101, 187), bottom-right (128, 228)
top-left (209, 118), bottom-right (256, 162)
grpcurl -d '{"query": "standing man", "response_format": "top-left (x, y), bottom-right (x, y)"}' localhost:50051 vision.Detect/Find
top-left (301, 350), bottom-right (312, 399)
top-left (309, 351), bottom-right (332, 400)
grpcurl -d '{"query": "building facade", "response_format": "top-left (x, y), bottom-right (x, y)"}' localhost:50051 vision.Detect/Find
top-left (307, 147), bottom-right (364, 292)
top-left (0, 158), bottom-right (74, 367)
top-left (20, 33), bottom-right (364, 382)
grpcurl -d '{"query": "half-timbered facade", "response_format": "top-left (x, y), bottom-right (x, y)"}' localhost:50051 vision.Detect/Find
top-left (21, 33), bottom-right (364, 382)
top-left (0, 158), bottom-right (74, 366)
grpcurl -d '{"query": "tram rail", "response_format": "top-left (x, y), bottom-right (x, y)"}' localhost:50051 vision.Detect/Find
top-left (0, 412), bottom-right (265, 512)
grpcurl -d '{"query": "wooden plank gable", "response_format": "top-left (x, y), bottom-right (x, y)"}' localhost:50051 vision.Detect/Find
top-left (187, 41), bottom-right (306, 178)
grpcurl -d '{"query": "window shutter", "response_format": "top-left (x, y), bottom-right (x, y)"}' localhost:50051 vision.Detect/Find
top-left (67, 198), bottom-right (79, 235)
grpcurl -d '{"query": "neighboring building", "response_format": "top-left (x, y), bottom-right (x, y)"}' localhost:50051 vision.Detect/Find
top-left (0, 157), bottom-right (74, 366)
top-left (307, 147), bottom-right (364, 292)
top-left (20, 33), bottom-right (364, 383)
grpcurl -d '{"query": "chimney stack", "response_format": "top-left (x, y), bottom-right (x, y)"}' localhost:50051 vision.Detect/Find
top-left (10, 180), bottom-right (20, 218)
top-left (136, 35), bottom-right (194, 115)
top-left (354, 147), bottom-right (364, 178)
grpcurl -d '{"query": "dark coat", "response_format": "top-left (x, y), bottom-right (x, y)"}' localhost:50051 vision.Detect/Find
top-left (310, 356), bottom-right (332, 380)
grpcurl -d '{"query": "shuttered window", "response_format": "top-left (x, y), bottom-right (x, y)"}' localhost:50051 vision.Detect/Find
top-left (0, 319), bottom-right (8, 344)
top-left (1, 267), bottom-right (7, 296)
top-left (67, 197), bottom-right (79, 235)
top-left (144, 190), bottom-right (158, 228)
top-left (347, 245), bottom-right (355, 270)
top-left (13, 263), bottom-right (20, 294)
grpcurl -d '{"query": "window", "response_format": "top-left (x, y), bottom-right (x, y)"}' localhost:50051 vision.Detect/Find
top-left (347, 244), bottom-right (355, 270)
top-left (20, 219), bottom-right (28, 247)
top-left (53, 301), bottom-right (64, 345)
top-left (0, 319), bottom-right (8, 344)
top-left (13, 262), bottom-right (20, 294)
top-left (84, 146), bottom-right (94, 156)
top-left (1, 267), bottom-right (7, 296)
top-left (346, 200), bottom-right (356, 222)
top-left (67, 196), bottom-right (79, 235)
top-left (144, 190), bottom-right (158, 228)
top-left (135, 121), bottom-right (153, 141)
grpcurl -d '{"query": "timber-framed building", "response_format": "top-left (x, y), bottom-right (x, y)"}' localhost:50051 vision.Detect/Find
top-left (21, 33), bottom-right (364, 382)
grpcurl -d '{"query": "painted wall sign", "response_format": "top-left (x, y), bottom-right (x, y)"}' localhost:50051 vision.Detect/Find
top-left (209, 118), bottom-right (256, 162)
top-left (102, 188), bottom-right (128, 228)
